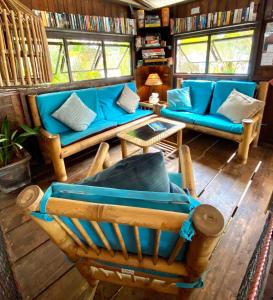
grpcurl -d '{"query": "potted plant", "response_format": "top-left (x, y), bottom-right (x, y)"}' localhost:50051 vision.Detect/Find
top-left (0, 117), bottom-right (39, 193)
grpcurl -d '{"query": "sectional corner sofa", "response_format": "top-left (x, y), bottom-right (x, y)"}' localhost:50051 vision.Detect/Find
top-left (28, 82), bottom-right (156, 182)
top-left (160, 79), bottom-right (269, 164)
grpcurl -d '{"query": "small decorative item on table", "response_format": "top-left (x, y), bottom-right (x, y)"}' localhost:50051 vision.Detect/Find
top-left (149, 92), bottom-right (160, 104)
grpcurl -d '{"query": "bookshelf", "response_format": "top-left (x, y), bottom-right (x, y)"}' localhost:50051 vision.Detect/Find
top-left (33, 10), bottom-right (137, 36)
top-left (171, 2), bottom-right (258, 35)
top-left (135, 9), bottom-right (172, 67)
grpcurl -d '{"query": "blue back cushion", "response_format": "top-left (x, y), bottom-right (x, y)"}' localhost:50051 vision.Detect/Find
top-left (37, 88), bottom-right (104, 134)
top-left (41, 183), bottom-right (199, 261)
top-left (210, 80), bottom-right (257, 114)
top-left (182, 80), bottom-right (215, 114)
top-left (79, 152), bottom-right (171, 193)
top-left (97, 82), bottom-right (137, 120)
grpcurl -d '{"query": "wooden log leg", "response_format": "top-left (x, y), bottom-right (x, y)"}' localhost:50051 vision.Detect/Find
top-left (177, 129), bottom-right (183, 149)
top-left (50, 137), bottom-right (67, 182)
top-left (120, 139), bottom-right (128, 159)
top-left (253, 118), bottom-right (262, 147)
top-left (237, 119), bottom-right (254, 164)
top-left (143, 146), bottom-right (149, 154)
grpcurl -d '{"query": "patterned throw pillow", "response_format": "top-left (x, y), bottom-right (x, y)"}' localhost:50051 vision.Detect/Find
top-left (117, 84), bottom-right (140, 113)
top-left (52, 92), bottom-right (97, 131)
top-left (217, 89), bottom-right (264, 124)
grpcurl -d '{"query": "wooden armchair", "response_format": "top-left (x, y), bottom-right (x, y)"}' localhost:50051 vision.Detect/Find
top-left (17, 143), bottom-right (224, 299)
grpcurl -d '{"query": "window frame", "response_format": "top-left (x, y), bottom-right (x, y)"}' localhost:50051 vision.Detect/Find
top-left (47, 29), bottom-right (134, 85)
top-left (174, 25), bottom-right (256, 78)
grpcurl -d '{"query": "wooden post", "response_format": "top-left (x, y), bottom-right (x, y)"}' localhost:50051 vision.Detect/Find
top-left (16, 185), bottom-right (78, 261)
top-left (49, 134), bottom-right (67, 182)
top-left (186, 204), bottom-right (224, 277)
top-left (143, 146), bottom-right (149, 154)
top-left (237, 119), bottom-right (254, 164)
top-left (177, 129), bottom-right (182, 149)
top-left (179, 146), bottom-right (197, 198)
top-left (253, 82), bottom-right (269, 147)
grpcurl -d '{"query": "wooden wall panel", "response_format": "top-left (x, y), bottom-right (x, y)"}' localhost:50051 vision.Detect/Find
top-left (20, 0), bottom-right (130, 17)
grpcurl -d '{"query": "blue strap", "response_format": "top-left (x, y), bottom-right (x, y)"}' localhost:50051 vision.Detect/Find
top-left (176, 277), bottom-right (204, 289)
top-left (30, 186), bottom-right (53, 222)
top-left (179, 197), bottom-right (200, 241)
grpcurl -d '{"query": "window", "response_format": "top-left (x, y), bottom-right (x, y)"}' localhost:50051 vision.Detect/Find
top-left (47, 37), bottom-right (132, 84)
top-left (48, 39), bottom-right (70, 84)
top-left (67, 40), bottom-right (105, 81)
top-left (176, 29), bottom-right (254, 75)
top-left (104, 41), bottom-right (131, 77)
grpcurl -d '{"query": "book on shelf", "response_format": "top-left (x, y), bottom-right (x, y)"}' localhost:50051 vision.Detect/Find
top-left (170, 1), bottom-right (257, 34)
top-left (33, 10), bottom-right (137, 35)
top-left (144, 58), bottom-right (168, 63)
top-left (145, 15), bottom-right (161, 27)
top-left (142, 48), bottom-right (165, 59)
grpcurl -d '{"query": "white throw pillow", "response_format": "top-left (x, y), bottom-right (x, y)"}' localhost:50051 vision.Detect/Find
top-left (117, 84), bottom-right (140, 114)
top-left (217, 89), bottom-right (264, 124)
top-left (52, 92), bottom-right (97, 131)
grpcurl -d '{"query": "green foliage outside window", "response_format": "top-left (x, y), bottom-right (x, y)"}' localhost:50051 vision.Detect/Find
top-left (176, 30), bottom-right (254, 75)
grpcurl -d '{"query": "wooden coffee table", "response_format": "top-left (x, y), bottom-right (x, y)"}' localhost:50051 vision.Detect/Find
top-left (117, 117), bottom-right (185, 158)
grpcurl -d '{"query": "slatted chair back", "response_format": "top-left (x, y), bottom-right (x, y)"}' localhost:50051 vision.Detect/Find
top-left (17, 143), bottom-right (224, 298)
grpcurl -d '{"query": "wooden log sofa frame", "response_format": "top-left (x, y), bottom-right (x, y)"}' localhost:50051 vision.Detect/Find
top-left (161, 79), bottom-right (269, 164)
top-left (17, 143), bottom-right (225, 299)
top-left (28, 94), bottom-right (156, 182)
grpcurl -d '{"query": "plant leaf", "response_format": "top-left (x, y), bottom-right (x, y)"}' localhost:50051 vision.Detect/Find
top-left (11, 130), bottom-right (18, 141)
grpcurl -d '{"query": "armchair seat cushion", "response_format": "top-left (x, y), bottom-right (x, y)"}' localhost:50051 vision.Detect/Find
top-left (109, 109), bottom-right (153, 125)
top-left (60, 120), bottom-right (117, 146)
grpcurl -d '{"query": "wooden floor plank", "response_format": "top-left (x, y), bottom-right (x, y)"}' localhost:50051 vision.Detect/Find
top-left (36, 267), bottom-right (93, 300)
top-left (199, 146), bottom-right (267, 223)
top-left (4, 220), bottom-right (49, 263)
top-left (13, 240), bottom-right (72, 299)
top-left (193, 146), bottom-right (273, 300)
top-left (0, 204), bottom-right (30, 233)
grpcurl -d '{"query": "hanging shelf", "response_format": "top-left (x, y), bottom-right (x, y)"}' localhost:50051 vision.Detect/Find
top-left (0, 0), bottom-right (52, 87)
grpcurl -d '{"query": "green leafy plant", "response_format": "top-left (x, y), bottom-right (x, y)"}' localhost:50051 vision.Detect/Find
top-left (0, 117), bottom-right (39, 167)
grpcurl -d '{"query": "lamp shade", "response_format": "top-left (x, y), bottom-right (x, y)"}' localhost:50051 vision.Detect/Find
top-left (145, 73), bottom-right (163, 86)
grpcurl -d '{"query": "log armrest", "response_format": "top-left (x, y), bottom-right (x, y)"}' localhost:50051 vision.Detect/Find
top-left (139, 102), bottom-right (166, 116)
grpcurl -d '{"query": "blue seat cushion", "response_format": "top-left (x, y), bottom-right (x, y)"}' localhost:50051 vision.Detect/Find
top-left (192, 113), bottom-right (243, 134)
top-left (161, 108), bottom-right (197, 124)
top-left (37, 87), bottom-right (104, 134)
top-left (182, 80), bottom-right (215, 114)
top-left (79, 151), bottom-right (172, 193)
top-left (210, 80), bottom-right (256, 114)
top-left (109, 109), bottom-right (153, 125)
top-left (97, 82), bottom-right (138, 121)
top-left (161, 109), bottom-right (243, 134)
top-left (60, 120), bottom-right (117, 146)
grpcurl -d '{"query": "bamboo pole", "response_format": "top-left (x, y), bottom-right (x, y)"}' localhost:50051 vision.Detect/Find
top-left (28, 95), bottom-right (42, 127)
top-left (10, 10), bottom-right (25, 85)
top-left (168, 238), bottom-right (185, 265)
top-left (16, 185), bottom-right (79, 261)
top-left (18, 11), bottom-right (31, 84)
top-left (25, 14), bottom-right (38, 84)
top-left (29, 17), bottom-right (41, 83)
top-left (153, 229), bottom-right (161, 265)
top-left (179, 145), bottom-right (197, 198)
top-left (0, 21), bottom-right (11, 86)
top-left (134, 226), bottom-right (142, 263)
top-left (86, 142), bottom-right (110, 177)
top-left (3, 9), bottom-right (18, 85)
top-left (46, 198), bottom-right (189, 232)
top-left (112, 223), bottom-right (128, 260)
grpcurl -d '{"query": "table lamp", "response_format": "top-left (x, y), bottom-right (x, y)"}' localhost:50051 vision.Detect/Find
top-left (145, 73), bottom-right (163, 104)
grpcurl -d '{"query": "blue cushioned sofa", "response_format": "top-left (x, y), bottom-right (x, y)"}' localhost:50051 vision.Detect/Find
top-left (160, 79), bottom-right (268, 164)
top-left (28, 82), bottom-right (155, 181)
